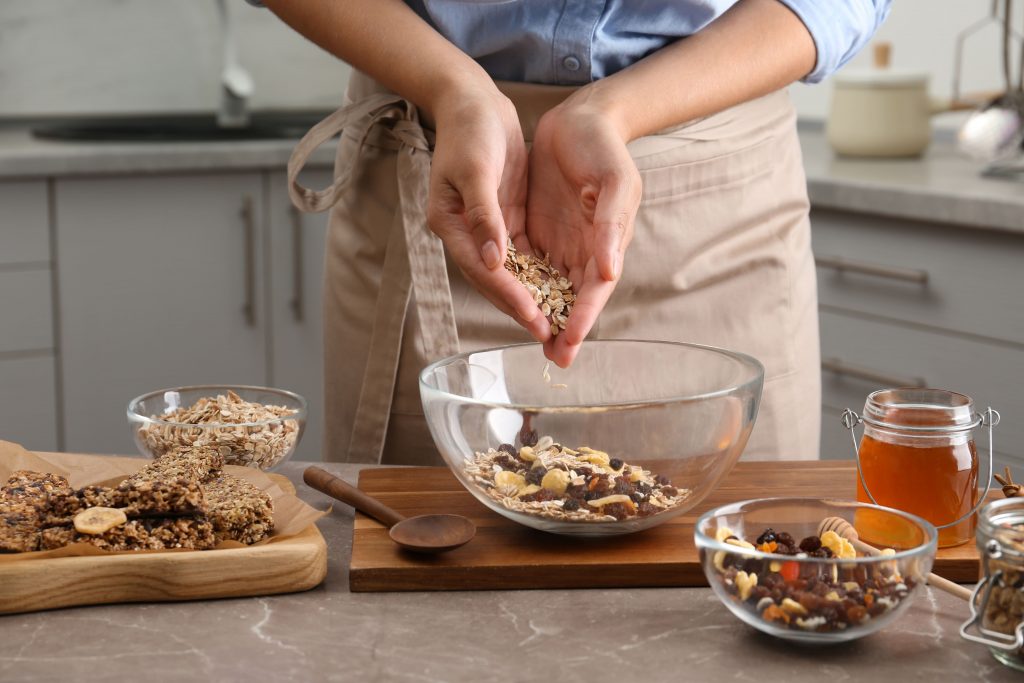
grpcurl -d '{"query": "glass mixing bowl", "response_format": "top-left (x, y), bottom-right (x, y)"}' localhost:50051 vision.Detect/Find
top-left (128, 385), bottom-right (306, 472)
top-left (696, 497), bottom-right (938, 643)
top-left (419, 340), bottom-right (764, 536)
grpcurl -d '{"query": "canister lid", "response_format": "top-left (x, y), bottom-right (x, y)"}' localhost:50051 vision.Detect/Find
top-left (862, 388), bottom-right (979, 434)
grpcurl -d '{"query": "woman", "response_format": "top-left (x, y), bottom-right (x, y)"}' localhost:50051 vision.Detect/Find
top-left (265, 0), bottom-right (890, 465)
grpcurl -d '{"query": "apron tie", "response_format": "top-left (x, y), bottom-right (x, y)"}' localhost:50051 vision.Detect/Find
top-left (287, 96), bottom-right (460, 464)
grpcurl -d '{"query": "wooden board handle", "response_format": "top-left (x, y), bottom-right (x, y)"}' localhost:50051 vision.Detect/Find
top-left (304, 466), bottom-right (405, 528)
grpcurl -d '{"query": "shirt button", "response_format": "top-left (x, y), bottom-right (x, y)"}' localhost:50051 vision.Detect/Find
top-left (562, 55), bottom-right (581, 72)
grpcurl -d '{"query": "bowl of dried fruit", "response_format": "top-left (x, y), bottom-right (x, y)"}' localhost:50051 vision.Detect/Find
top-left (128, 385), bottom-right (306, 471)
top-left (695, 497), bottom-right (938, 643)
top-left (419, 340), bottom-right (763, 536)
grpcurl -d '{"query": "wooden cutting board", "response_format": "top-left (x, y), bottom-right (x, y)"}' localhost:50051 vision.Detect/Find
top-left (0, 473), bottom-right (327, 615)
top-left (350, 462), bottom-right (987, 592)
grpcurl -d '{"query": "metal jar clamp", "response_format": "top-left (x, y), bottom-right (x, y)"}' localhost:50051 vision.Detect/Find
top-left (841, 405), bottom-right (1000, 530)
top-left (960, 537), bottom-right (1024, 652)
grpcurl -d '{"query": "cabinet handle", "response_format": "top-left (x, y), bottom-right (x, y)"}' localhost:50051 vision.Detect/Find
top-left (815, 255), bottom-right (929, 285)
top-left (240, 195), bottom-right (256, 327)
top-left (821, 357), bottom-right (927, 388)
top-left (289, 206), bottom-right (304, 322)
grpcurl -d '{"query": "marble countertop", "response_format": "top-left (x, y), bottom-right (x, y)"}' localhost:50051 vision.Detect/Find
top-left (0, 460), bottom-right (1016, 683)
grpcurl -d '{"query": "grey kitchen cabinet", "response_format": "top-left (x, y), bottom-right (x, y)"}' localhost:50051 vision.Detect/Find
top-left (0, 179), bottom-right (59, 452)
top-left (267, 170), bottom-right (331, 461)
top-left (55, 173), bottom-right (268, 455)
top-left (811, 208), bottom-right (1024, 469)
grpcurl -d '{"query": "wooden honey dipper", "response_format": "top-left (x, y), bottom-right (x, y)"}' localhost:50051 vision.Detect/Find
top-left (818, 517), bottom-right (973, 601)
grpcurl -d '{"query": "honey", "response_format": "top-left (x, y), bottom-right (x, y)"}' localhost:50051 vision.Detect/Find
top-left (848, 388), bottom-right (992, 549)
top-left (856, 432), bottom-right (978, 548)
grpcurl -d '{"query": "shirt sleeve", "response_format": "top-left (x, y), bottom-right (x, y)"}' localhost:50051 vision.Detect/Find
top-left (777, 0), bottom-right (892, 83)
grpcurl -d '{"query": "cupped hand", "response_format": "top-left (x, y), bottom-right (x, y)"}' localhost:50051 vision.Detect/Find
top-left (526, 97), bottom-right (642, 367)
top-left (427, 88), bottom-right (551, 343)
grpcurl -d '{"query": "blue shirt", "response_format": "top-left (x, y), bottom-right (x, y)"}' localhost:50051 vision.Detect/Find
top-left (404, 0), bottom-right (890, 84)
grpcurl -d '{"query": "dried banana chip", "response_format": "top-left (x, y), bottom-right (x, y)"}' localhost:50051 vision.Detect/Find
top-left (73, 506), bottom-right (128, 535)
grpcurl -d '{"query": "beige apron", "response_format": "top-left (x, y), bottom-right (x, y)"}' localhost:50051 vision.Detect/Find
top-left (288, 71), bottom-right (821, 465)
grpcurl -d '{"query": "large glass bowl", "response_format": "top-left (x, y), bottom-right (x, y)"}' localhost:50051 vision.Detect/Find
top-left (696, 497), bottom-right (938, 643)
top-left (419, 340), bottom-right (764, 536)
top-left (127, 385), bottom-right (306, 472)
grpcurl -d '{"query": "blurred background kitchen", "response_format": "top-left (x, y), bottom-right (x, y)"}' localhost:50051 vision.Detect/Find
top-left (0, 1), bottom-right (1021, 468)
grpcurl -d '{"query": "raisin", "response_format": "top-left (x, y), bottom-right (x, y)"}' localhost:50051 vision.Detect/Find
top-left (521, 488), bottom-right (557, 503)
top-left (846, 605), bottom-right (867, 623)
top-left (661, 486), bottom-right (678, 497)
top-left (613, 478), bottom-right (635, 496)
top-left (525, 467), bottom-right (546, 486)
top-left (602, 503), bottom-right (632, 521)
top-left (755, 528), bottom-right (777, 546)
top-left (655, 474), bottom-right (671, 486)
top-left (750, 585), bottom-right (771, 601)
top-left (776, 532), bottom-right (795, 547)
top-left (637, 501), bottom-right (656, 517)
top-left (519, 428), bottom-right (538, 447)
top-left (495, 455), bottom-right (519, 471)
top-left (798, 535), bottom-right (822, 553)
top-left (609, 458), bottom-right (624, 471)
top-left (498, 443), bottom-right (516, 456)
top-left (562, 498), bottom-right (580, 512)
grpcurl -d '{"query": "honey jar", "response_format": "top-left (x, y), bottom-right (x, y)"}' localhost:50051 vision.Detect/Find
top-left (842, 388), bottom-right (999, 548)
top-left (960, 497), bottom-right (1024, 672)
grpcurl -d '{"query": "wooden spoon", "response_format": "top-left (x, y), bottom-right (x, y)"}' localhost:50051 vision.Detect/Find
top-left (818, 516), bottom-right (973, 601)
top-left (304, 466), bottom-right (476, 554)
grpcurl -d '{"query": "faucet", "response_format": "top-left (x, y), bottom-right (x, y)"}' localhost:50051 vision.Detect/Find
top-left (216, 0), bottom-right (254, 128)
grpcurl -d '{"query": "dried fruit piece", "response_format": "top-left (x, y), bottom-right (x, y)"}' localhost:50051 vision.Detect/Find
top-left (540, 469), bottom-right (570, 496)
top-left (73, 506), bottom-right (128, 535)
top-left (518, 446), bottom-right (537, 462)
top-left (494, 471), bottom-right (526, 492)
top-left (781, 597), bottom-right (808, 616)
top-left (820, 530), bottom-right (857, 559)
top-left (736, 571), bottom-right (758, 601)
top-left (586, 494), bottom-right (632, 508)
top-left (714, 526), bottom-right (736, 543)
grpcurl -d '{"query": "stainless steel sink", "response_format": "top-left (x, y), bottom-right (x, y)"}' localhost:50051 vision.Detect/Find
top-left (30, 112), bottom-right (327, 142)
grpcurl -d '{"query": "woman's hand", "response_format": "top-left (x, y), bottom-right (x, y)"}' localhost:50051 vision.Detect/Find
top-left (427, 87), bottom-right (551, 343)
top-left (526, 96), bottom-right (642, 367)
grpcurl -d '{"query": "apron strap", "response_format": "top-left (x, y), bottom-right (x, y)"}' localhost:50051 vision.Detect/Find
top-left (287, 95), bottom-right (460, 464)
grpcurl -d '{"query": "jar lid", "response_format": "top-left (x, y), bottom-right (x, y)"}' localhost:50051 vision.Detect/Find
top-left (978, 498), bottom-right (1024, 558)
top-left (863, 388), bottom-right (980, 434)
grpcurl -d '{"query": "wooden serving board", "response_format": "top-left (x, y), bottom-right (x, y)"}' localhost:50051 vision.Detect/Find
top-left (0, 473), bottom-right (327, 615)
top-left (350, 462), bottom-right (988, 592)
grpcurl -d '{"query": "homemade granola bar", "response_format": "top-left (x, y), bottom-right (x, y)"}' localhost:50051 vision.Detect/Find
top-left (44, 479), bottom-right (207, 526)
top-left (2, 470), bottom-right (71, 503)
top-left (124, 446), bottom-right (224, 485)
top-left (203, 474), bottom-right (273, 544)
top-left (466, 436), bottom-right (691, 523)
top-left (0, 472), bottom-right (71, 552)
top-left (0, 504), bottom-right (42, 553)
top-left (40, 517), bottom-right (217, 551)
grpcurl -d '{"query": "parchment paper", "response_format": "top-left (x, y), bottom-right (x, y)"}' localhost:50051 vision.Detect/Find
top-left (0, 440), bottom-right (328, 562)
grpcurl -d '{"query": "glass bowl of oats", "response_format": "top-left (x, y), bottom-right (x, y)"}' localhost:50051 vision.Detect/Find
top-left (128, 385), bottom-right (306, 471)
top-left (419, 340), bottom-right (764, 536)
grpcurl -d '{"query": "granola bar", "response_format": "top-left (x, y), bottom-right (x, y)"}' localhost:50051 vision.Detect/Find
top-left (203, 474), bottom-right (273, 544)
top-left (0, 503), bottom-right (41, 553)
top-left (465, 436), bottom-right (691, 523)
top-left (2, 470), bottom-right (71, 503)
top-left (40, 517), bottom-right (217, 551)
top-left (44, 479), bottom-right (207, 527)
top-left (125, 446), bottom-right (224, 485)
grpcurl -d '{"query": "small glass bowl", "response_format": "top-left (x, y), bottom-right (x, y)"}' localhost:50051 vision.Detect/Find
top-left (419, 340), bottom-right (764, 536)
top-left (696, 497), bottom-right (938, 643)
top-left (127, 385), bottom-right (307, 471)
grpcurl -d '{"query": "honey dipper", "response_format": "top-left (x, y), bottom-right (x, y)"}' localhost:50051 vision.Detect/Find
top-left (818, 517), bottom-right (973, 601)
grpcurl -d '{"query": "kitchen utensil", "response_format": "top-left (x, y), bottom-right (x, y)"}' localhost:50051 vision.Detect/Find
top-left (347, 463), bottom-right (987, 592)
top-left (818, 516), bottom-right (973, 601)
top-left (696, 497), bottom-right (938, 643)
top-left (841, 388), bottom-right (999, 548)
top-left (827, 42), bottom-right (990, 158)
top-left (961, 497), bottom-right (1024, 671)
top-left (128, 385), bottom-right (307, 472)
top-left (418, 340), bottom-right (763, 537)
top-left (304, 466), bottom-right (475, 554)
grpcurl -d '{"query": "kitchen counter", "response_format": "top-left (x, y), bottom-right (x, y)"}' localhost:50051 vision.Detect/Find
top-left (0, 122), bottom-right (1022, 234)
top-left (0, 460), bottom-right (1015, 683)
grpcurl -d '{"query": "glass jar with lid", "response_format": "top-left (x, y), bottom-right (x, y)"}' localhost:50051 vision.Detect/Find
top-left (842, 388), bottom-right (999, 548)
top-left (960, 497), bottom-right (1024, 672)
